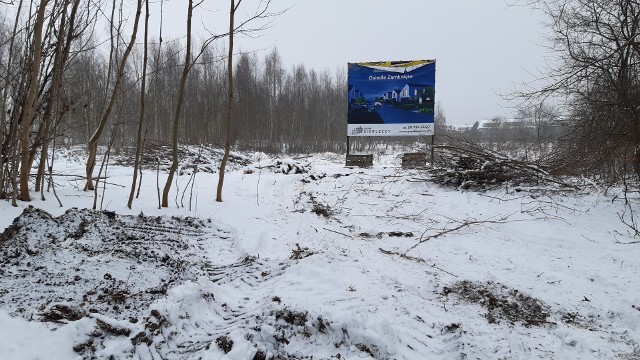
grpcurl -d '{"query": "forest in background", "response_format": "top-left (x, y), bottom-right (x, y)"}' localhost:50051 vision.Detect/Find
top-left (0, 11), bottom-right (347, 152)
top-left (1, 0), bottom-right (640, 206)
top-left (0, 0), bottom-right (354, 205)
top-left (59, 44), bottom-right (349, 154)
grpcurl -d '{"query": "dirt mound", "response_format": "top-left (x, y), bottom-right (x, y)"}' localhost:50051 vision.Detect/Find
top-left (443, 280), bottom-right (551, 326)
top-left (0, 206), bottom-right (216, 323)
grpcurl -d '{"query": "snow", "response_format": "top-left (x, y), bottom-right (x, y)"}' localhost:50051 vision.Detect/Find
top-left (0, 311), bottom-right (90, 360)
top-left (0, 150), bottom-right (639, 359)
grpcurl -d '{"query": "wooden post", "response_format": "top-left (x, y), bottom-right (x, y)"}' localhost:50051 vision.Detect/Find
top-left (346, 154), bottom-right (373, 167)
top-left (430, 135), bottom-right (435, 166)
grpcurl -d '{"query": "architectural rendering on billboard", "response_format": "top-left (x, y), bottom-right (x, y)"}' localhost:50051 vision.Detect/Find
top-left (347, 60), bottom-right (436, 137)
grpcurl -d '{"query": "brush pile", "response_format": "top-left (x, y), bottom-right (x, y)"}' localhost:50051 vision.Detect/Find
top-left (428, 144), bottom-right (576, 190)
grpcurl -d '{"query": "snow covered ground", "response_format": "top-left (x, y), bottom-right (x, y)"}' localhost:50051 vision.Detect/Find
top-left (0, 150), bottom-right (639, 359)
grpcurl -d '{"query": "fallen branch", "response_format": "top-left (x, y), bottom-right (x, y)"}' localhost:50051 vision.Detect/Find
top-left (323, 227), bottom-right (352, 238)
top-left (47, 173), bottom-right (125, 188)
top-left (410, 214), bottom-right (514, 250)
top-left (48, 173), bottom-right (108, 178)
top-left (379, 248), bottom-right (424, 262)
top-left (378, 248), bottom-right (458, 277)
top-left (615, 239), bottom-right (640, 245)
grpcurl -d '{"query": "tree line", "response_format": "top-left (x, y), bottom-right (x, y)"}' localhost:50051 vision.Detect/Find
top-left (1, 0), bottom-right (638, 207)
top-left (57, 44), bottom-right (348, 154)
top-left (447, 0), bottom-right (640, 182)
top-left (0, 0), bottom-right (345, 206)
top-left (518, 0), bottom-right (640, 181)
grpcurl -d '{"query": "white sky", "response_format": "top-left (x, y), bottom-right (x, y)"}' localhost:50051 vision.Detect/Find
top-left (151, 0), bottom-right (550, 126)
top-left (4, 0), bottom-right (550, 126)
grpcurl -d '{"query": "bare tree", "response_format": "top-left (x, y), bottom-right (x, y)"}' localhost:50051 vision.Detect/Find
top-left (84, 0), bottom-right (142, 191)
top-left (18, 0), bottom-right (49, 201)
top-left (521, 0), bottom-right (640, 179)
top-left (434, 101), bottom-right (448, 136)
top-left (35, 0), bottom-right (80, 193)
top-left (516, 102), bottom-right (561, 164)
top-left (0, 0), bottom-right (360, 202)
top-left (0, 0), bottom-right (23, 201)
top-left (216, 0), bottom-right (237, 203)
top-left (128, 0), bottom-right (149, 209)
top-left (161, 0), bottom-right (193, 208)
top-left (216, 0), bottom-right (282, 202)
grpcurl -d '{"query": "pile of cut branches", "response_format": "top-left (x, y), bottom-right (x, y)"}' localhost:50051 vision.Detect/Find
top-left (428, 142), bottom-right (577, 190)
top-left (112, 142), bottom-right (250, 173)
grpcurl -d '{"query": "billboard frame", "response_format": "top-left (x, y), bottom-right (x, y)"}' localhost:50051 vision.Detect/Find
top-left (346, 59), bottom-right (436, 160)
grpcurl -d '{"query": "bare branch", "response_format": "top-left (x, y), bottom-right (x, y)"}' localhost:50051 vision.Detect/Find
top-left (409, 214), bottom-right (516, 251)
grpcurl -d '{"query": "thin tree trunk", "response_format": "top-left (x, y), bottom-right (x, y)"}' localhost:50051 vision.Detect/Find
top-left (44, 128), bottom-right (62, 207)
top-left (104, 0), bottom-right (117, 101)
top-left (135, 129), bottom-right (147, 199)
top-left (128, 0), bottom-right (149, 209)
top-left (8, 97), bottom-right (24, 207)
top-left (0, 0), bottom-right (24, 200)
top-left (18, 0), bottom-right (49, 201)
top-left (93, 126), bottom-right (116, 210)
top-left (156, 157), bottom-right (160, 209)
top-left (216, 0), bottom-right (236, 202)
top-left (36, 0), bottom-right (77, 192)
top-left (85, 0), bottom-right (142, 191)
top-left (151, 0), bottom-right (163, 144)
top-left (161, 0), bottom-right (193, 208)
top-left (47, 113), bottom-right (59, 193)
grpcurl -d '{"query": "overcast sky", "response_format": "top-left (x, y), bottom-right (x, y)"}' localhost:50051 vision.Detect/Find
top-left (151, 0), bottom-right (550, 126)
top-left (4, 0), bottom-right (550, 126)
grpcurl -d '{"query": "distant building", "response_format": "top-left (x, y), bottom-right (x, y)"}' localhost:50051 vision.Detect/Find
top-left (454, 117), bottom-right (567, 132)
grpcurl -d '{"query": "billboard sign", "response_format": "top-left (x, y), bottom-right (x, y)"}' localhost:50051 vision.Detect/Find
top-left (347, 60), bottom-right (436, 136)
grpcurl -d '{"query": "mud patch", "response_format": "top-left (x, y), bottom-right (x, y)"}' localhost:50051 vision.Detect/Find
top-left (311, 203), bottom-right (333, 218)
top-left (290, 243), bottom-right (315, 260)
top-left (301, 173), bottom-right (327, 183)
top-left (443, 280), bottom-right (550, 326)
top-left (246, 306), bottom-right (388, 359)
top-left (307, 192), bottom-right (334, 218)
top-left (216, 335), bottom-right (234, 354)
top-left (359, 231), bottom-right (414, 239)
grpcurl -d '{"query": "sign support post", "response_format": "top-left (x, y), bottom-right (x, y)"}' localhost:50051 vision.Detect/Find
top-left (431, 135), bottom-right (435, 165)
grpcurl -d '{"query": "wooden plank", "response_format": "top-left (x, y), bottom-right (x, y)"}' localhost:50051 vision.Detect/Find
top-left (346, 154), bottom-right (373, 168)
